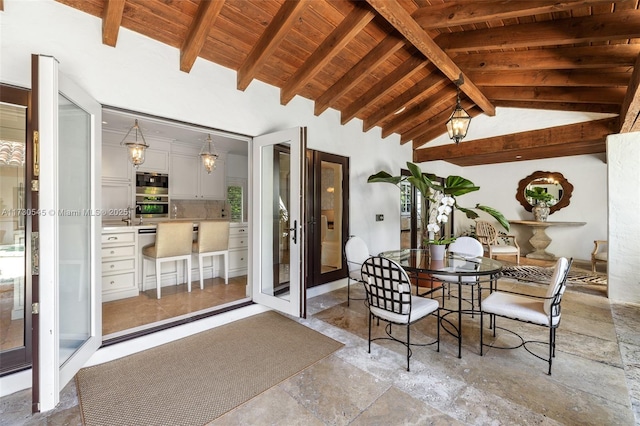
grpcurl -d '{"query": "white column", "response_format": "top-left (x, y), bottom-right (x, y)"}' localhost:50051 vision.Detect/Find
top-left (607, 131), bottom-right (640, 303)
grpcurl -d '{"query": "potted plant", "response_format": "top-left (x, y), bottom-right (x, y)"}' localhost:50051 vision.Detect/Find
top-left (526, 186), bottom-right (553, 221)
top-left (368, 162), bottom-right (509, 258)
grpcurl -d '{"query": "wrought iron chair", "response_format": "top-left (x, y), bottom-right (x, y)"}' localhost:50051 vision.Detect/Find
top-left (431, 236), bottom-right (484, 307)
top-left (361, 256), bottom-right (440, 371)
top-left (480, 257), bottom-right (572, 374)
top-left (344, 236), bottom-right (370, 306)
top-left (475, 220), bottom-right (520, 265)
top-left (591, 240), bottom-right (607, 272)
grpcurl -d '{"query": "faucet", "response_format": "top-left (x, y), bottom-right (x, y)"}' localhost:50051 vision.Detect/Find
top-left (121, 206), bottom-right (134, 226)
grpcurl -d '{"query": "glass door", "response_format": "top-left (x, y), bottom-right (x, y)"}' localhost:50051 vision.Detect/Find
top-left (252, 127), bottom-right (306, 317)
top-left (33, 55), bottom-right (101, 411)
top-left (0, 85), bottom-right (32, 375)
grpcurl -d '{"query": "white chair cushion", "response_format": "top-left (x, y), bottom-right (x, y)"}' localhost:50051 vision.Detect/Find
top-left (594, 253), bottom-right (607, 261)
top-left (487, 245), bottom-right (518, 254)
top-left (482, 292), bottom-right (559, 327)
top-left (544, 257), bottom-right (569, 315)
top-left (370, 296), bottom-right (439, 325)
top-left (431, 273), bottom-right (478, 283)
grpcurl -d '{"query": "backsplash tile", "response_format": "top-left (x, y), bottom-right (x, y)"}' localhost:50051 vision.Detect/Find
top-left (171, 199), bottom-right (229, 220)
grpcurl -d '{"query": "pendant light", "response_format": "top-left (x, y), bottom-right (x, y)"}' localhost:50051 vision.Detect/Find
top-left (446, 76), bottom-right (471, 144)
top-left (200, 134), bottom-right (219, 174)
top-left (120, 119), bottom-right (149, 168)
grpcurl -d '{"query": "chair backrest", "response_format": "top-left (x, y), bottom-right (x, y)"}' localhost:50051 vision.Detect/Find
top-left (196, 220), bottom-right (230, 253)
top-left (448, 236), bottom-right (483, 257)
top-left (155, 222), bottom-right (193, 258)
top-left (344, 236), bottom-right (369, 273)
top-left (475, 221), bottom-right (498, 245)
top-left (361, 256), bottom-right (412, 316)
top-left (544, 257), bottom-right (572, 316)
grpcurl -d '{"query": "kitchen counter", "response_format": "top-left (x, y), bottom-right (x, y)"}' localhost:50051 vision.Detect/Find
top-left (102, 218), bottom-right (235, 232)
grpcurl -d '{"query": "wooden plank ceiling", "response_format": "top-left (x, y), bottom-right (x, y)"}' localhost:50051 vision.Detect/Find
top-left (54, 0), bottom-right (640, 166)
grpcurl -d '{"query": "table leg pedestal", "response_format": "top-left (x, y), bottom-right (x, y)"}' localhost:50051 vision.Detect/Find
top-left (526, 226), bottom-right (556, 260)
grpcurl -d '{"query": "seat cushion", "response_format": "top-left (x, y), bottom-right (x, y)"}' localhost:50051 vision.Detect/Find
top-left (431, 273), bottom-right (479, 283)
top-left (482, 292), bottom-right (558, 326)
top-left (488, 245), bottom-right (518, 254)
top-left (370, 296), bottom-right (438, 324)
top-left (594, 253), bottom-right (607, 261)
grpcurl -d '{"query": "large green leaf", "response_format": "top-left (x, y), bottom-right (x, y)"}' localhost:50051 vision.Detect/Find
top-left (367, 171), bottom-right (404, 186)
top-left (475, 204), bottom-right (510, 231)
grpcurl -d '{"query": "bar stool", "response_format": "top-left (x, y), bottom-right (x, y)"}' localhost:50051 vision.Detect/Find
top-left (142, 221), bottom-right (193, 299)
top-left (193, 220), bottom-right (230, 288)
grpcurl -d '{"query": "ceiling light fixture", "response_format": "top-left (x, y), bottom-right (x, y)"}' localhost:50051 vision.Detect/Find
top-left (446, 75), bottom-right (471, 144)
top-left (120, 119), bottom-right (149, 168)
top-left (200, 134), bottom-right (219, 174)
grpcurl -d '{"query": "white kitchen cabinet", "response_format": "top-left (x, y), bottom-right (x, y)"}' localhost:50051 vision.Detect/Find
top-left (228, 223), bottom-right (248, 277)
top-left (102, 180), bottom-right (133, 221)
top-left (170, 153), bottom-right (226, 200)
top-left (102, 143), bottom-right (131, 181)
top-left (102, 228), bottom-right (138, 301)
top-left (136, 148), bottom-right (169, 173)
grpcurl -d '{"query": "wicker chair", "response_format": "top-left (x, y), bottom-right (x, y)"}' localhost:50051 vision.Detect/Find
top-left (475, 221), bottom-right (520, 265)
top-left (591, 240), bottom-right (607, 272)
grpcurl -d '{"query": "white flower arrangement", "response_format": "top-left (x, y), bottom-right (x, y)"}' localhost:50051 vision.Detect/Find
top-left (426, 193), bottom-right (456, 245)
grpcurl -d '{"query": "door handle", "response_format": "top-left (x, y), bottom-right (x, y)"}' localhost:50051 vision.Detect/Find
top-left (289, 220), bottom-right (297, 244)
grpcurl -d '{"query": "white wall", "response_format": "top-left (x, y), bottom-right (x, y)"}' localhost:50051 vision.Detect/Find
top-left (607, 132), bottom-right (640, 303)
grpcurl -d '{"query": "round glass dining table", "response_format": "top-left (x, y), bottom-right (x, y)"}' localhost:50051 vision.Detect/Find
top-left (379, 248), bottom-right (503, 358)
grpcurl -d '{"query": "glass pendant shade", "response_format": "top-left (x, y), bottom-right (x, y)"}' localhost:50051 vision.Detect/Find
top-left (200, 134), bottom-right (219, 174)
top-left (120, 119), bottom-right (149, 168)
top-left (446, 105), bottom-right (471, 144)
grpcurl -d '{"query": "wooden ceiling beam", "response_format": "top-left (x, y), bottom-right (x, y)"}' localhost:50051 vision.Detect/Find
top-left (413, 0), bottom-right (608, 29)
top-left (469, 69), bottom-right (631, 88)
top-left (413, 118), bottom-right (619, 164)
top-left (280, 6), bottom-right (375, 105)
top-left (102, 0), bottom-right (125, 47)
top-left (363, 69), bottom-right (446, 132)
top-left (436, 11), bottom-right (640, 52)
top-left (237, 0), bottom-right (307, 91)
top-left (481, 86), bottom-right (627, 105)
top-left (493, 100), bottom-right (621, 114)
top-left (180, 0), bottom-right (225, 73)
top-left (365, 0), bottom-right (495, 116)
top-left (619, 53), bottom-right (640, 133)
top-left (427, 139), bottom-right (607, 167)
top-left (341, 55), bottom-right (426, 125)
top-left (381, 87), bottom-right (456, 139)
top-left (454, 45), bottom-right (640, 72)
top-left (314, 34), bottom-right (405, 116)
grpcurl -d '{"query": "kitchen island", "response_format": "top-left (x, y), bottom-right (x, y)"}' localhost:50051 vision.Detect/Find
top-left (101, 220), bottom-right (247, 301)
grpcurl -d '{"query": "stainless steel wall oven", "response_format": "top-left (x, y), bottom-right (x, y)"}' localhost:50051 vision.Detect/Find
top-left (135, 172), bottom-right (169, 218)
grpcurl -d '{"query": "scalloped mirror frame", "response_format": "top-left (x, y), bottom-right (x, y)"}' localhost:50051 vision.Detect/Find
top-left (516, 171), bottom-right (574, 214)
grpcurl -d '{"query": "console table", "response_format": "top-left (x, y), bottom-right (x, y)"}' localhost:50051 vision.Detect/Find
top-left (509, 220), bottom-right (586, 260)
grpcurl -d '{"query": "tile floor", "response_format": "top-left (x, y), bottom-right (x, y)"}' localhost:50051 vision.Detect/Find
top-left (1, 270), bottom-right (638, 425)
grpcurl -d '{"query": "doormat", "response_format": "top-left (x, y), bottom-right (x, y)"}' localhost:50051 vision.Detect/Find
top-left (76, 311), bottom-right (343, 426)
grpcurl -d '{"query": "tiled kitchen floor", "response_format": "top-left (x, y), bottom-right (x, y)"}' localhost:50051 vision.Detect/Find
top-left (2, 265), bottom-right (638, 425)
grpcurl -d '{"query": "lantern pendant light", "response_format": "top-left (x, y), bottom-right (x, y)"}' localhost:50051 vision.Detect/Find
top-left (200, 134), bottom-right (219, 174)
top-left (446, 76), bottom-right (471, 144)
top-left (120, 119), bottom-right (149, 168)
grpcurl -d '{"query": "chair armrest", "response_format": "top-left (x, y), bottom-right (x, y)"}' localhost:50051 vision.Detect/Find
top-left (503, 235), bottom-right (520, 249)
top-left (592, 240), bottom-right (607, 256)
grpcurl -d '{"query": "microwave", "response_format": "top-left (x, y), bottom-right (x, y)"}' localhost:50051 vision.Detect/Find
top-left (136, 172), bottom-right (169, 195)
top-left (135, 172), bottom-right (169, 218)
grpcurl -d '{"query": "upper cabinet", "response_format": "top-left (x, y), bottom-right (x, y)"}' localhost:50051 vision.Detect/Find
top-left (136, 147), bottom-right (169, 174)
top-left (102, 141), bottom-right (131, 182)
top-left (170, 152), bottom-right (226, 200)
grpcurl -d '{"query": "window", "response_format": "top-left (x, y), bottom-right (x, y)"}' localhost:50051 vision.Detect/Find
top-left (400, 181), bottom-right (411, 214)
top-left (227, 184), bottom-right (243, 222)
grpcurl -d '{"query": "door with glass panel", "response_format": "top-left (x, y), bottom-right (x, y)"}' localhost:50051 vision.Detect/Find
top-left (0, 85), bottom-right (32, 376)
top-left (252, 127), bottom-right (306, 317)
top-left (32, 54), bottom-right (101, 411)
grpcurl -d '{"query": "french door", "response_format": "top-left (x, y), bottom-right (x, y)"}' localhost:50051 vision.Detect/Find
top-left (251, 127), bottom-right (306, 317)
top-left (32, 55), bottom-right (101, 411)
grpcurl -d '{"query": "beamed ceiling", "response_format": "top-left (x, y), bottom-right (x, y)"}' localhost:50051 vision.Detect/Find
top-left (52, 0), bottom-right (640, 166)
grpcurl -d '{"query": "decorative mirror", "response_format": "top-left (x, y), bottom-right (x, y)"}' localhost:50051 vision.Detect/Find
top-left (516, 171), bottom-right (573, 214)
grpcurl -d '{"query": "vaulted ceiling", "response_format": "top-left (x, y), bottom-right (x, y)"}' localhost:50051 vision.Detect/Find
top-left (52, 0), bottom-right (640, 166)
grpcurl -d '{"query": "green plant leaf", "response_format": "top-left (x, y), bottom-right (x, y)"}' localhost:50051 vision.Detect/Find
top-left (367, 171), bottom-right (404, 186)
top-left (475, 204), bottom-right (510, 231)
